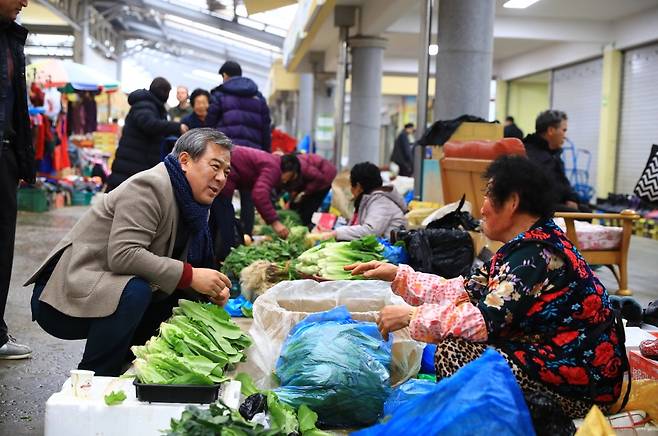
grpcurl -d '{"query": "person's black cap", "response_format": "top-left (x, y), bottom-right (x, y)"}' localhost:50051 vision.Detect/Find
top-left (218, 61), bottom-right (242, 77)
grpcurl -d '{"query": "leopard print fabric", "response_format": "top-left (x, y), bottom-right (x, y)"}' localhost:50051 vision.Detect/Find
top-left (434, 337), bottom-right (599, 419)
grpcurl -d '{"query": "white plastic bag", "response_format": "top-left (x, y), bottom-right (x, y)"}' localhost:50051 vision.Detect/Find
top-left (243, 279), bottom-right (424, 389)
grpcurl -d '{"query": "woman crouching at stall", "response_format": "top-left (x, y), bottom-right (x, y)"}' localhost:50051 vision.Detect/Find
top-left (347, 155), bottom-right (626, 418)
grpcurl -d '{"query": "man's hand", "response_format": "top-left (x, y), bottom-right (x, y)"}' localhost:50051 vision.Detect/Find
top-left (180, 124), bottom-right (189, 134)
top-left (190, 268), bottom-right (231, 306)
top-left (377, 304), bottom-right (414, 340)
top-left (271, 220), bottom-right (289, 239)
top-left (565, 200), bottom-right (579, 210)
top-left (344, 261), bottom-right (398, 282)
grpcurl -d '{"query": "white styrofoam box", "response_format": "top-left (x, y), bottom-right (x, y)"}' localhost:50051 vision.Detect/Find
top-left (624, 326), bottom-right (657, 350)
top-left (45, 376), bottom-right (207, 436)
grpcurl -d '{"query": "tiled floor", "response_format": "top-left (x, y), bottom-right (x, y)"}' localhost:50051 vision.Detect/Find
top-left (1, 206), bottom-right (657, 435)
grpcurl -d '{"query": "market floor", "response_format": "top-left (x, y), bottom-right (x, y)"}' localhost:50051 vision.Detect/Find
top-left (1, 206), bottom-right (658, 435)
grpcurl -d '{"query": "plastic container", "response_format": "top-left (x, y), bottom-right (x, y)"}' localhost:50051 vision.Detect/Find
top-left (17, 187), bottom-right (49, 212)
top-left (133, 379), bottom-right (221, 404)
top-left (71, 191), bottom-right (94, 206)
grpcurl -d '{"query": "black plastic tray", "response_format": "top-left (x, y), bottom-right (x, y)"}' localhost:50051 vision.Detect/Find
top-left (133, 379), bottom-right (221, 404)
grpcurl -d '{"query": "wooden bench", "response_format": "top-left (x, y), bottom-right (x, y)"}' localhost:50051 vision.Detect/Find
top-left (439, 156), bottom-right (640, 295)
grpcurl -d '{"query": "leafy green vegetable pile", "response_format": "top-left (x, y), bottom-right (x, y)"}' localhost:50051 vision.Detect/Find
top-left (253, 210), bottom-right (303, 238)
top-left (165, 384), bottom-right (329, 436)
top-left (221, 226), bottom-right (308, 279)
top-left (296, 235), bottom-right (384, 280)
top-left (131, 300), bottom-right (251, 385)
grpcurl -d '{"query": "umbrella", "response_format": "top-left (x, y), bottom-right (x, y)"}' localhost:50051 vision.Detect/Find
top-left (26, 59), bottom-right (119, 93)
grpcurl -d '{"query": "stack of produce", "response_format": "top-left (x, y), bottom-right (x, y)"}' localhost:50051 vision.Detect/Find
top-left (252, 209), bottom-right (303, 238)
top-left (165, 373), bottom-right (329, 436)
top-left (295, 235), bottom-right (385, 280)
top-left (131, 300), bottom-right (251, 385)
top-left (221, 226), bottom-right (309, 279)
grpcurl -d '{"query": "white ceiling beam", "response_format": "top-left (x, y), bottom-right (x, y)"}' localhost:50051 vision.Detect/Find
top-left (493, 41), bottom-right (603, 81)
top-left (494, 16), bottom-right (611, 43)
top-left (360, 0), bottom-right (419, 36)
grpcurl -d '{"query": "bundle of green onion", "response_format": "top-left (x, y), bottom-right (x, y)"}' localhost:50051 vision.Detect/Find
top-left (295, 235), bottom-right (385, 280)
top-left (131, 300), bottom-right (252, 385)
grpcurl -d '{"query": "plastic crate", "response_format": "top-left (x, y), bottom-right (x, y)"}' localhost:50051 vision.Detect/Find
top-left (71, 191), bottom-right (94, 206)
top-left (17, 187), bottom-right (49, 212)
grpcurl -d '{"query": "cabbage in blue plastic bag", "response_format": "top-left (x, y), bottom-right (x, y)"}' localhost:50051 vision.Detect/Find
top-left (273, 306), bottom-right (392, 428)
top-left (383, 378), bottom-right (437, 416)
top-left (353, 348), bottom-right (535, 436)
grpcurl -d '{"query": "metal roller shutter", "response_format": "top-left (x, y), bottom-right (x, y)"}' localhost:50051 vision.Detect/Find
top-left (616, 43), bottom-right (658, 194)
top-left (551, 58), bottom-right (603, 198)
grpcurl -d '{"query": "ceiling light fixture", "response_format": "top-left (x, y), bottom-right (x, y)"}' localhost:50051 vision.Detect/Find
top-left (503, 0), bottom-right (541, 9)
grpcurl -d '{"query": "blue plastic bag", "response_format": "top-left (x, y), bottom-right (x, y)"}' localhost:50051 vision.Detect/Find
top-left (420, 343), bottom-right (437, 374)
top-left (377, 238), bottom-right (409, 265)
top-left (353, 348), bottom-right (536, 436)
top-left (382, 378), bottom-right (437, 416)
top-left (273, 306), bottom-right (392, 428)
top-left (224, 294), bottom-right (253, 317)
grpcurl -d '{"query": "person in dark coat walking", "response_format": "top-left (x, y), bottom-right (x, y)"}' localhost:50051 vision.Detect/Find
top-left (524, 110), bottom-right (590, 212)
top-left (206, 61), bottom-right (272, 237)
top-left (0, 0), bottom-right (33, 359)
top-left (106, 77), bottom-right (188, 191)
top-left (206, 61), bottom-right (271, 151)
top-left (390, 123), bottom-right (415, 177)
top-left (504, 116), bottom-right (524, 140)
top-left (280, 153), bottom-right (337, 227)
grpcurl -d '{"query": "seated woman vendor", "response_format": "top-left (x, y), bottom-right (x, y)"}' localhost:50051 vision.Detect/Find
top-left (318, 161), bottom-right (407, 241)
top-left (347, 155), bottom-right (626, 419)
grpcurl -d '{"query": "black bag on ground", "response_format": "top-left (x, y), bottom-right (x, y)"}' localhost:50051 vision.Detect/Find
top-left (393, 196), bottom-right (479, 279)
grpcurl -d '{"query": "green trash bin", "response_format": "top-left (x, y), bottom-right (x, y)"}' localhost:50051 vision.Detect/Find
top-left (17, 187), bottom-right (49, 212)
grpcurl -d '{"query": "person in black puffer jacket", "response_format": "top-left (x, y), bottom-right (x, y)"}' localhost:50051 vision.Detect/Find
top-left (106, 77), bottom-right (187, 191)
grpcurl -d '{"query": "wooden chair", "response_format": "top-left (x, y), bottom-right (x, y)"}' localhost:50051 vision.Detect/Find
top-left (439, 155), bottom-right (640, 295)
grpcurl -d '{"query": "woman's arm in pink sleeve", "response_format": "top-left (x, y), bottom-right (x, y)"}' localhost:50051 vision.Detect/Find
top-left (408, 299), bottom-right (488, 343)
top-left (392, 264), bottom-right (468, 306)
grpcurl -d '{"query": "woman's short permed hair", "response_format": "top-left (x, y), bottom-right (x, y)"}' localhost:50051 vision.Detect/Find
top-left (350, 162), bottom-right (383, 194)
top-left (189, 88), bottom-right (210, 107)
top-left (483, 155), bottom-right (556, 219)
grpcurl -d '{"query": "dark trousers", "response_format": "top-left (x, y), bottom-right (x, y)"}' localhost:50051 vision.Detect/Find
top-left (239, 190), bottom-right (255, 236)
top-left (291, 188), bottom-right (330, 228)
top-left (210, 195), bottom-right (238, 263)
top-left (31, 261), bottom-right (180, 376)
top-left (0, 144), bottom-right (19, 347)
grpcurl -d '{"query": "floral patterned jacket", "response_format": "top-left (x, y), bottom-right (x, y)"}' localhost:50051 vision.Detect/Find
top-left (394, 219), bottom-right (625, 403)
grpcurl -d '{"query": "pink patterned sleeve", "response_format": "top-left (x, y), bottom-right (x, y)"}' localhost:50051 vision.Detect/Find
top-left (391, 264), bottom-right (468, 306)
top-left (408, 300), bottom-right (489, 343)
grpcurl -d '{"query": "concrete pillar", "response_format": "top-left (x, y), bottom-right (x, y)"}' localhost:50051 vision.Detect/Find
top-left (314, 79), bottom-right (335, 160)
top-left (297, 73), bottom-right (314, 140)
top-left (434, 0), bottom-right (494, 120)
top-left (348, 36), bottom-right (386, 166)
top-left (596, 47), bottom-right (623, 196)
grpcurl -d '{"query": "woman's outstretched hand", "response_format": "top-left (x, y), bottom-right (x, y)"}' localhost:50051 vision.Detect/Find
top-left (344, 260), bottom-right (398, 282)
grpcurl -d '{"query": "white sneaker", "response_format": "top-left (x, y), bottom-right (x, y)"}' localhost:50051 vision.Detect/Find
top-left (0, 336), bottom-right (32, 360)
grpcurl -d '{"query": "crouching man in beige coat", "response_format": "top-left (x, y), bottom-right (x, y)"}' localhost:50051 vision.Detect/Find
top-left (25, 128), bottom-right (233, 376)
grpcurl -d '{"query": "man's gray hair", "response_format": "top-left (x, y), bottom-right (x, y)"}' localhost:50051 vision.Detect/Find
top-left (170, 128), bottom-right (232, 160)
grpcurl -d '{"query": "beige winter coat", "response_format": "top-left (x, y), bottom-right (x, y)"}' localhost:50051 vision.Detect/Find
top-left (24, 163), bottom-right (186, 318)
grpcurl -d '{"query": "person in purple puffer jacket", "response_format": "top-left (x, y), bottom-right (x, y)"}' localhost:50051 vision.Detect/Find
top-left (210, 145), bottom-right (286, 261)
top-left (206, 60), bottom-right (272, 239)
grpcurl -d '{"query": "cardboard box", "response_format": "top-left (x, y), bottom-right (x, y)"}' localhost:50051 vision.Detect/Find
top-left (629, 350), bottom-right (658, 380)
top-left (450, 122), bottom-right (503, 143)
